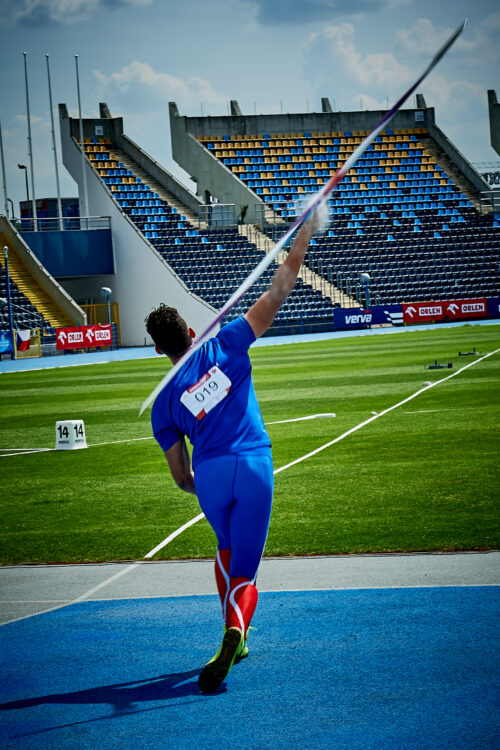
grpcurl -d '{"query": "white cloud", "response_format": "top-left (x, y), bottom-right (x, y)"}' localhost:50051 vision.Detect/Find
top-left (420, 74), bottom-right (485, 117)
top-left (305, 23), bottom-right (411, 90)
top-left (0, 0), bottom-right (152, 26)
top-left (94, 61), bottom-right (228, 111)
top-left (466, 12), bottom-right (500, 63)
top-left (396, 18), bottom-right (474, 59)
top-left (396, 15), bottom-right (500, 64)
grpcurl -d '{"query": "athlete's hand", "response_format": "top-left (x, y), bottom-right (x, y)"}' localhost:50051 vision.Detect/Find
top-left (304, 199), bottom-right (329, 236)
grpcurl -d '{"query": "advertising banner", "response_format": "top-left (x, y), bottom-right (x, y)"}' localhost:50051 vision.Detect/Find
top-left (334, 305), bottom-right (403, 330)
top-left (403, 298), bottom-right (487, 324)
top-left (56, 324), bottom-right (112, 350)
top-left (0, 331), bottom-right (14, 355)
top-left (487, 297), bottom-right (500, 318)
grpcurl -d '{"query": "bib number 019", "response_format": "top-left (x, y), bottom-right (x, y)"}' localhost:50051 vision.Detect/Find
top-left (181, 366), bottom-right (232, 420)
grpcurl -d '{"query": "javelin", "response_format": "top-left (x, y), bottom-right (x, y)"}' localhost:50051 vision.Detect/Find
top-left (140, 19), bottom-right (466, 416)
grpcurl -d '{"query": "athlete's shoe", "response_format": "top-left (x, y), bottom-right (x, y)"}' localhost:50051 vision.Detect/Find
top-left (222, 624), bottom-right (250, 663)
top-left (198, 627), bottom-right (244, 693)
top-left (235, 639), bottom-right (249, 663)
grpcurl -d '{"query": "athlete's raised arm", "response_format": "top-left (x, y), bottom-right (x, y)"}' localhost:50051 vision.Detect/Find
top-left (245, 207), bottom-right (325, 339)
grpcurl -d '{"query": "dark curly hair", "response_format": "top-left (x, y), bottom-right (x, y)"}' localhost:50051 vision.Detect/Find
top-left (145, 304), bottom-right (191, 357)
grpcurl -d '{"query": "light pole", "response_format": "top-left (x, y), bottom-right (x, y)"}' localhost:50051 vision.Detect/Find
top-left (101, 286), bottom-right (112, 325)
top-left (18, 164), bottom-right (29, 203)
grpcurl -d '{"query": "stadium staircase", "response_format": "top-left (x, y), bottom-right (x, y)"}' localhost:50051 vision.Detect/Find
top-left (0, 217), bottom-right (85, 341)
top-left (197, 128), bottom-right (500, 306)
top-left (238, 222), bottom-right (355, 307)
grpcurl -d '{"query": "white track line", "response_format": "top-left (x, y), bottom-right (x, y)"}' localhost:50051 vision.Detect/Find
top-left (0, 448), bottom-right (53, 457)
top-left (2, 346), bottom-right (498, 625)
top-left (0, 415), bottom-right (336, 457)
top-left (144, 513), bottom-right (206, 559)
top-left (273, 347), bottom-right (499, 476)
top-left (266, 413), bottom-right (336, 425)
top-left (0, 436), bottom-right (154, 458)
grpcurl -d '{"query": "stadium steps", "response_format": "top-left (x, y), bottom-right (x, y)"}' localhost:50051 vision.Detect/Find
top-left (420, 137), bottom-right (481, 209)
top-left (0, 240), bottom-right (72, 328)
top-left (108, 147), bottom-right (206, 228)
top-left (238, 223), bottom-right (357, 307)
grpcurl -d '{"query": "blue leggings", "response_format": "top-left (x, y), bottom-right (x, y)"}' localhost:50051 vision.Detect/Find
top-left (194, 450), bottom-right (274, 581)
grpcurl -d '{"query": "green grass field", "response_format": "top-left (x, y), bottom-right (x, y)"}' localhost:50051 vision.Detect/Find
top-left (1, 324), bottom-right (499, 565)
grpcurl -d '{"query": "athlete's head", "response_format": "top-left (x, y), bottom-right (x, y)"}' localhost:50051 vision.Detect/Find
top-left (145, 304), bottom-right (193, 358)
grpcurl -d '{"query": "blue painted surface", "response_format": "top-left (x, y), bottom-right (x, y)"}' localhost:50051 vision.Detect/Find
top-left (1, 587), bottom-right (498, 749)
top-left (21, 229), bottom-right (114, 277)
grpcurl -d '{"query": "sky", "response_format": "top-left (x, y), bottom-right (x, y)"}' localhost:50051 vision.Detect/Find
top-left (0, 0), bottom-right (499, 216)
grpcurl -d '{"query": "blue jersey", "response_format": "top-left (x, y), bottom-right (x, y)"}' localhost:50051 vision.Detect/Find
top-left (151, 316), bottom-right (271, 467)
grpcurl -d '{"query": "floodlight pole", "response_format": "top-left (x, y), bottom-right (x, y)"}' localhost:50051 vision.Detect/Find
top-left (23, 52), bottom-right (37, 232)
top-left (46, 54), bottom-right (63, 231)
top-left (0, 121), bottom-right (9, 219)
top-left (75, 55), bottom-right (89, 221)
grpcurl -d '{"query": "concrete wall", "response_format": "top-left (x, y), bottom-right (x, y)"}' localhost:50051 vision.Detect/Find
top-left (119, 134), bottom-right (204, 216)
top-left (58, 104), bottom-right (216, 347)
top-left (488, 90), bottom-right (500, 158)
top-left (427, 121), bottom-right (491, 193)
top-left (170, 101), bottom-right (431, 140)
top-left (169, 103), bottom-right (263, 216)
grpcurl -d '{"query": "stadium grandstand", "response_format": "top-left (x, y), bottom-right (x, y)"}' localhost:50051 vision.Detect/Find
top-left (2, 92), bottom-right (499, 354)
top-left (0, 215), bottom-right (86, 356)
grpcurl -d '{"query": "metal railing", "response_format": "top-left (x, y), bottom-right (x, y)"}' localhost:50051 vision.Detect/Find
top-left (15, 216), bottom-right (112, 232)
top-left (479, 191), bottom-right (500, 214)
top-left (197, 204), bottom-right (237, 229)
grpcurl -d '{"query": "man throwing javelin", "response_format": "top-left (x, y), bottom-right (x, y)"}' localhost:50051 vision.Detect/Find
top-left (145, 206), bottom-right (324, 693)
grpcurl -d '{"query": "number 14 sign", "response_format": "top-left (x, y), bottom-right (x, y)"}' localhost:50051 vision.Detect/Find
top-left (55, 420), bottom-right (88, 450)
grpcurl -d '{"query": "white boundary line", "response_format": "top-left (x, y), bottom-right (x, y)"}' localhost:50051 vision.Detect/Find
top-left (273, 347), bottom-right (499, 475)
top-left (0, 418), bottom-right (338, 457)
top-left (0, 436), bottom-right (154, 458)
top-left (266, 413), bottom-right (336, 425)
top-left (144, 513), bottom-right (206, 559)
top-left (2, 345), bottom-right (498, 626)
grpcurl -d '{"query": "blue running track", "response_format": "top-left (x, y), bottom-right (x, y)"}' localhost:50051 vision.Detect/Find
top-left (1, 587), bottom-right (499, 749)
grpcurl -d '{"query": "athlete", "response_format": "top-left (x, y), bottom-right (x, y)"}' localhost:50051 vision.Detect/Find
top-left (145, 206), bottom-right (324, 693)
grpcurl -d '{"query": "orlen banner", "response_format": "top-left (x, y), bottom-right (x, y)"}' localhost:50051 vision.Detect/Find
top-left (403, 298), bottom-right (487, 324)
top-left (56, 324), bottom-right (112, 350)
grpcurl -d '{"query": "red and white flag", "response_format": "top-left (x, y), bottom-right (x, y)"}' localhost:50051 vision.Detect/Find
top-left (16, 330), bottom-right (31, 352)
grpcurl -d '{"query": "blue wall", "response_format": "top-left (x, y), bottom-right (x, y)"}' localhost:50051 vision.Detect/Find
top-left (22, 229), bottom-right (114, 277)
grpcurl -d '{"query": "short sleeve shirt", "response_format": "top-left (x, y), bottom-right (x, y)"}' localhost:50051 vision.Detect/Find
top-left (151, 316), bottom-right (271, 467)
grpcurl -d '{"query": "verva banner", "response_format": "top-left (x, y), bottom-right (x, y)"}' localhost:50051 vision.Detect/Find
top-left (403, 299), bottom-right (488, 324)
top-left (56, 324), bottom-right (112, 350)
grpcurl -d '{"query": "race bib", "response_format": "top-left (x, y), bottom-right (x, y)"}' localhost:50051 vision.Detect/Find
top-left (180, 365), bottom-right (232, 421)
